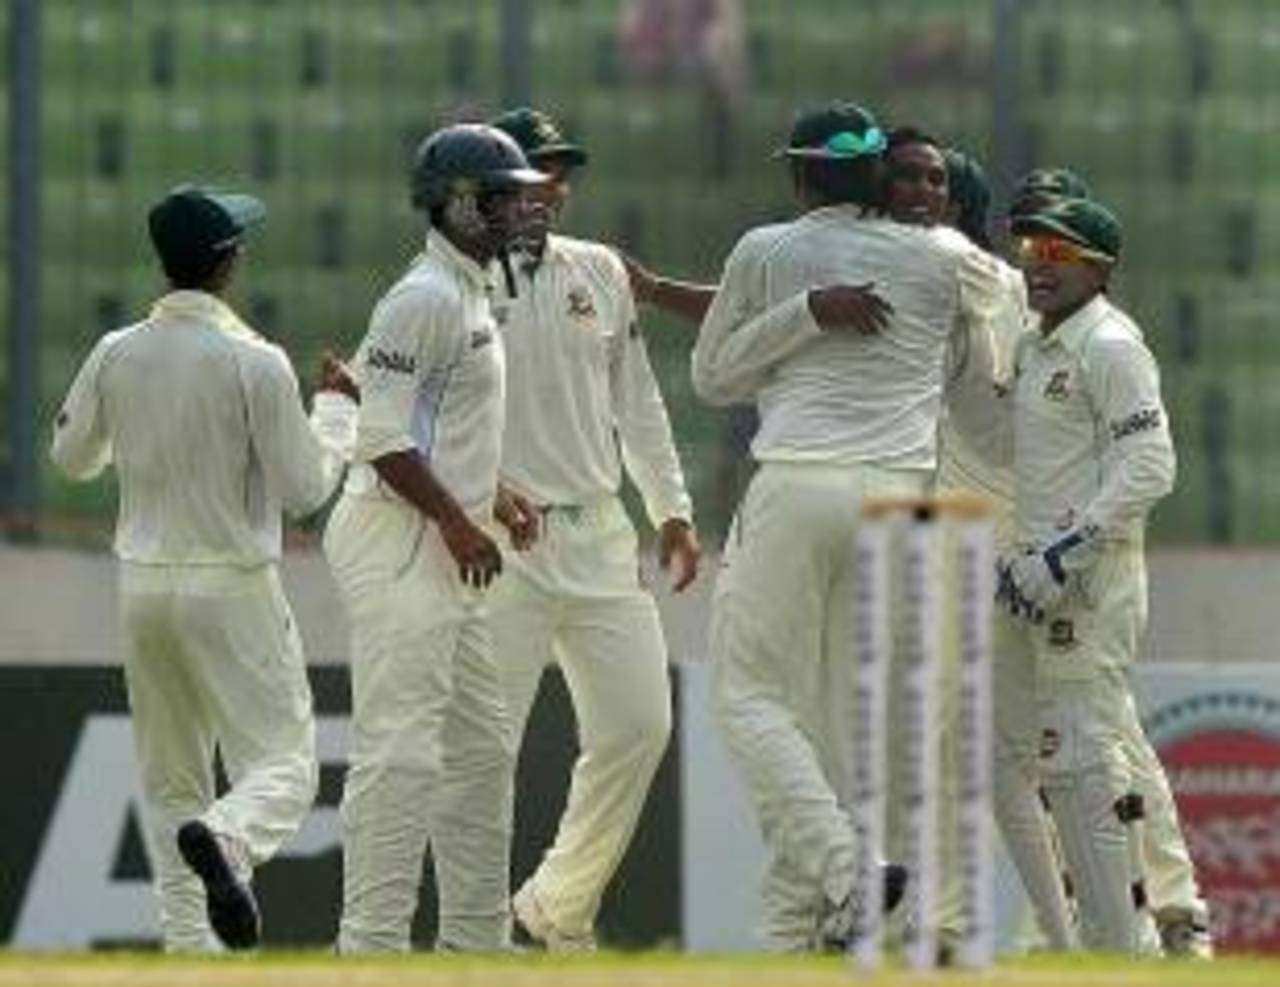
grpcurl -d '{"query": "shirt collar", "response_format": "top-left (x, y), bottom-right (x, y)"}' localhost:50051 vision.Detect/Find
top-left (424, 229), bottom-right (495, 292)
top-left (1036, 293), bottom-right (1111, 355)
top-left (151, 290), bottom-right (253, 337)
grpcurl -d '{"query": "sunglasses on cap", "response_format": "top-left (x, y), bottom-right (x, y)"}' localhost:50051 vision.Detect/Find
top-left (1012, 235), bottom-right (1112, 267)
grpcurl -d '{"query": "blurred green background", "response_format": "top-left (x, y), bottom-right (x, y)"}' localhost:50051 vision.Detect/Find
top-left (2, 0), bottom-right (1275, 543)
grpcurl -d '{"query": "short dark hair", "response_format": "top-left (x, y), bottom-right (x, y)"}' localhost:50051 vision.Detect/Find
top-left (886, 126), bottom-right (942, 154)
top-left (159, 243), bottom-right (237, 289)
top-left (792, 156), bottom-right (882, 209)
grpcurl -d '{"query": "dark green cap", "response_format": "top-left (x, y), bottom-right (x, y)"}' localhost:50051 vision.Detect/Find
top-left (775, 102), bottom-right (886, 161)
top-left (148, 184), bottom-right (265, 267)
top-left (491, 107), bottom-right (588, 168)
top-left (1011, 196), bottom-right (1122, 261)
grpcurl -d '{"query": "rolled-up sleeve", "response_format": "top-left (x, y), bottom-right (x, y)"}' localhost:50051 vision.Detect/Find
top-left (691, 229), bottom-right (820, 406)
top-left (51, 334), bottom-right (119, 481)
top-left (1080, 335), bottom-right (1176, 533)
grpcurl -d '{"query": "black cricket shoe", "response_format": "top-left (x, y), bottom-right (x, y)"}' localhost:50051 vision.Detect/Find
top-left (177, 820), bottom-right (260, 950)
top-left (882, 862), bottom-right (908, 915)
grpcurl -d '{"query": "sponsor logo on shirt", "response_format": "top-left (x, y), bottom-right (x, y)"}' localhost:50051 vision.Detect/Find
top-left (1110, 407), bottom-right (1162, 441)
top-left (366, 347), bottom-right (416, 375)
top-left (1042, 369), bottom-right (1071, 402)
top-left (470, 329), bottom-right (494, 350)
top-left (567, 287), bottom-right (596, 320)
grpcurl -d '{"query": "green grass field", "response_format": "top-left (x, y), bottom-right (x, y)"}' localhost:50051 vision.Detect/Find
top-left (0, 953), bottom-right (1277, 987)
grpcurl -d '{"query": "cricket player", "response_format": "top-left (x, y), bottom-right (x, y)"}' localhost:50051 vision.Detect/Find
top-left (880, 134), bottom-right (1077, 953)
top-left (692, 102), bottom-right (1018, 950)
top-left (486, 107), bottom-right (701, 950)
top-left (326, 123), bottom-right (546, 953)
top-left (1005, 169), bottom-right (1212, 958)
top-left (50, 185), bottom-right (358, 952)
top-left (999, 196), bottom-right (1176, 954)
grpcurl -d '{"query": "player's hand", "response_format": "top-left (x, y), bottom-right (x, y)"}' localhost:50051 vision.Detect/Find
top-left (616, 249), bottom-right (657, 305)
top-left (438, 512), bottom-right (504, 589)
top-left (318, 351), bottom-right (360, 403)
top-left (495, 485), bottom-right (540, 551)
top-left (658, 518), bottom-right (701, 593)
top-left (996, 549), bottom-right (1064, 624)
top-left (808, 283), bottom-right (893, 336)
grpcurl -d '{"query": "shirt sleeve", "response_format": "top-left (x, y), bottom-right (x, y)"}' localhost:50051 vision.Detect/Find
top-left (942, 248), bottom-right (1022, 469)
top-left (354, 287), bottom-right (462, 463)
top-left (608, 267), bottom-right (694, 527)
top-left (691, 230), bottom-right (821, 406)
top-left (243, 347), bottom-right (355, 518)
top-left (50, 334), bottom-right (117, 481)
top-left (1079, 333), bottom-right (1177, 534)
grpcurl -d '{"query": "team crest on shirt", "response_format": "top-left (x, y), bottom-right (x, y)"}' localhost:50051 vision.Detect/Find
top-left (491, 304), bottom-right (511, 327)
top-left (567, 287), bottom-right (596, 320)
top-left (1043, 369), bottom-right (1072, 402)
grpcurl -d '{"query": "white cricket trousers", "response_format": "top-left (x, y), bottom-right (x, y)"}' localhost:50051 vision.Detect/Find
top-left (118, 561), bottom-right (318, 952)
top-left (1028, 543), bottom-right (1166, 953)
top-left (711, 460), bottom-right (930, 945)
top-left (489, 496), bottom-right (671, 938)
top-left (325, 494), bottom-right (513, 952)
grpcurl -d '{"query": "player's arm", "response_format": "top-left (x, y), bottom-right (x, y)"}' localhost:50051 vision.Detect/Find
top-left (1078, 334), bottom-right (1176, 535)
top-left (50, 334), bottom-right (118, 481)
top-left (608, 264), bottom-right (701, 591)
top-left (243, 346), bottom-right (357, 518)
top-left (617, 249), bottom-right (716, 324)
top-left (356, 293), bottom-right (502, 588)
top-left (942, 249), bottom-right (1020, 467)
top-left (692, 232), bottom-right (890, 406)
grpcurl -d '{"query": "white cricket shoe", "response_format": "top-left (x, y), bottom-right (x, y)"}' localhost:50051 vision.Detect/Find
top-left (1156, 906), bottom-right (1215, 960)
top-left (511, 883), bottom-right (598, 953)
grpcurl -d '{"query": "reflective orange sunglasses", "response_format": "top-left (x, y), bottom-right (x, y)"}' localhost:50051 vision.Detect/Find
top-left (1012, 235), bottom-right (1111, 267)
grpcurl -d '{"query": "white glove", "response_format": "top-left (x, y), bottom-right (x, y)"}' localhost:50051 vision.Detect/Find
top-left (996, 526), bottom-right (1100, 624)
top-left (997, 550), bottom-right (1065, 624)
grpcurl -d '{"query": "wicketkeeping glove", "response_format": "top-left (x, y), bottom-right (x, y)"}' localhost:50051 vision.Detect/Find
top-left (996, 526), bottom-right (1099, 624)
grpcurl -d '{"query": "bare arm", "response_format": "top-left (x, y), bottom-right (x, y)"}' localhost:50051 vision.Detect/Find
top-left (372, 450), bottom-right (503, 588)
top-left (618, 250), bottom-right (717, 324)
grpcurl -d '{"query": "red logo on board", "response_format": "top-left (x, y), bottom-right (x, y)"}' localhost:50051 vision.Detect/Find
top-left (1148, 693), bottom-right (1280, 953)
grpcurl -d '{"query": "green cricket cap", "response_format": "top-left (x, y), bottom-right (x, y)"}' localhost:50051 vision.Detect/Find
top-left (491, 107), bottom-right (588, 168)
top-left (1011, 196), bottom-right (1122, 261)
top-left (148, 184), bottom-right (265, 266)
top-left (774, 102), bottom-right (886, 161)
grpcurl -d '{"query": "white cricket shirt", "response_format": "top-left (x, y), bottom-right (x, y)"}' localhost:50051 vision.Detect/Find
top-left (1012, 294), bottom-right (1176, 544)
top-left (491, 234), bottom-right (692, 526)
top-left (50, 290), bottom-right (355, 566)
top-left (346, 230), bottom-right (506, 520)
top-left (692, 206), bottom-right (1014, 470)
top-left (937, 252), bottom-right (1030, 502)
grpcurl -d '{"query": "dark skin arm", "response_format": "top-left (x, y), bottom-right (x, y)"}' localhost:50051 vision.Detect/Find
top-left (619, 249), bottom-right (893, 337)
top-left (618, 250), bottom-right (717, 323)
top-left (372, 450), bottom-right (503, 588)
top-left (807, 283), bottom-right (894, 335)
top-left (657, 517), bottom-right (701, 593)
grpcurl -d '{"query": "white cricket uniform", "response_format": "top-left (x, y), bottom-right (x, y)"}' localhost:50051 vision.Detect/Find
top-left (692, 206), bottom-right (1017, 949)
top-left (1011, 293), bottom-right (1180, 952)
top-left (933, 257), bottom-right (1076, 950)
top-left (50, 289), bottom-right (355, 951)
top-left (487, 234), bottom-right (692, 939)
top-left (327, 231), bottom-right (511, 953)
